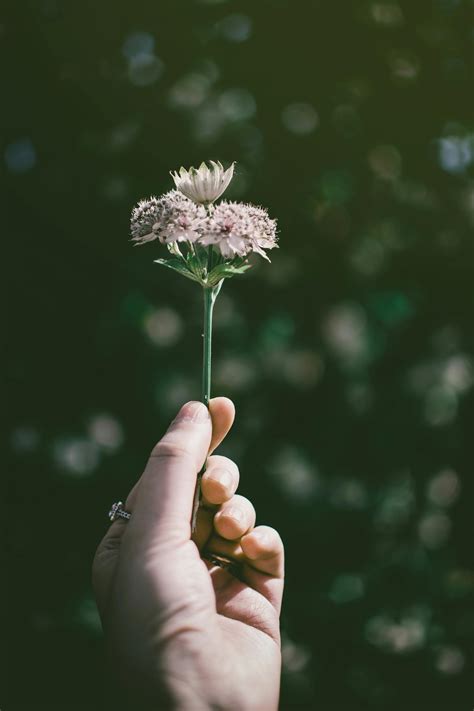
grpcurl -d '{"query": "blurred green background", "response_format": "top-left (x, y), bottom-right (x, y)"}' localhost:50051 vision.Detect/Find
top-left (5, 0), bottom-right (474, 708)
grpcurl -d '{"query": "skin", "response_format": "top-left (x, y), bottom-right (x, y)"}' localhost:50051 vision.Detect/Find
top-left (92, 398), bottom-right (284, 710)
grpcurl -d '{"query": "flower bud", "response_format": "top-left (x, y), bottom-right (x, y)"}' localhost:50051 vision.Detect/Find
top-left (171, 160), bottom-right (235, 205)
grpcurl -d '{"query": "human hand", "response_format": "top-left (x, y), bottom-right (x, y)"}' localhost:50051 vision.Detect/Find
top-left (92, 399), bottom-right (284, 710)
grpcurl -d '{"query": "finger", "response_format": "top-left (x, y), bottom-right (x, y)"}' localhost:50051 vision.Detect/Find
top-left (203, 534), bottom-right (245, 563)
top-left (241, 526), bottom-right (284, 578)
top-left (104, 397), bottom-right (234, 549)
top-left (191, 503), bottom-right (215, 553)
top-left (209, 397), bottom-right (235, 454)
top-left (201, 455), bottom-right (239, 506)
top-left (213, 494), bottom-right (256, 541)
top-left (240, 526), bottom-right (285, 613)
top-left (106, 480), bottom-right (140, 538)
top-left (204, 526), bottom-right (284, 579)
top-left (91, 480), bottom-right (141, 615)
top-left (193, 452), bottom-right (239, 551)
top-left (124, 401), bottom-right (212, 545)
top-left (190, 398), bottom-right (235, 551)
top-left (193, 464), bottom-right (240, 552)
top-left (95, 478), bottom-right (140, 555)
top-left (92, 530), bottom-right (120, 618)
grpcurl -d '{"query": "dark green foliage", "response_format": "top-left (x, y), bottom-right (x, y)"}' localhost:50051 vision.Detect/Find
top-left (5, 0), bottom-right (473, 709)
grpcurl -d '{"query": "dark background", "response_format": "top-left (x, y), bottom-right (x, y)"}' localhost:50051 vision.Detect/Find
top-left (4, 0), bottom-right (474, 709)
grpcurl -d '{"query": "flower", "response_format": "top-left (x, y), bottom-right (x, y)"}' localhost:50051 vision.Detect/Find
top-left (131, 170), bottom-right (278, 264)
top-left (130, 195), bottom-right (166, 244)
top-left (171, 160), bottom-right (235, 205)
top-left (200, 201), bottom-right (278, 260)
top-left (131, 190), bottom-right (206, 245)
top-left (159, 191), bottom-right (207, 243)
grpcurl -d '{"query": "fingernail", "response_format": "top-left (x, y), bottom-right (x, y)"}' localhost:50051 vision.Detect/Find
top-left (208, 469), bottom-right (233, 491)
top-left (252, 529), bottom-right (270, 546)
top-left (175, 401), bottom-right (210, 423)
top-left (221, 506), bottom-right (244, 524)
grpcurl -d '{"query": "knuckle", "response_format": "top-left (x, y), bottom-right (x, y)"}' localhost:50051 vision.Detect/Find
top-left (232, 494), bottom-right (255, 515)
top-left (201, 475), bottom-right (228, 501)
top-left (218, 494), bottom-right (256, 525)
top-left (207, 454), bottom-right (238, 472)
top-left (257, 525), bottom-right (283, 544)
top-left (151, 439), bottom-right (196, 467)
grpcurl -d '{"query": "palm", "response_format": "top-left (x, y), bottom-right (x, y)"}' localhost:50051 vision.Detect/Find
top-left (183, 536), bottom-right (281, 643)
top-left (174, 540), bottom-right (281, 708)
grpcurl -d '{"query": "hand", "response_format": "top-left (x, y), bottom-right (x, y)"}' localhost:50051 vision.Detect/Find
top-left (92, 399), bottom-right (284, 710)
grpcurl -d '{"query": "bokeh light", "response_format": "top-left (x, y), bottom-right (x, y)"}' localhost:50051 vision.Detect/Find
top-left (281, 102), bottom-right (319, 135)
top-left (5, 138), bottom-right (36, 174)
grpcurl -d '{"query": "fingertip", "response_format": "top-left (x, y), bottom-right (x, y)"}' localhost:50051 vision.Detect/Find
top-left (241, 526), bottom-right (284, 563)
top-left (240, 531), bottom-right (261, 560)
top-left (208, 397), bottom-right (235, 454)
top-left (214, 495), bottom-right (256, 540)
top-left (201, 468), bottom-right (234, 504)
top-left (209, 396), bottom-right (235, 421)
top-left (201, 455), bottom-right (239, 505)
top-left (173, 400), bottom-right (210, 424)
top-left (240, 526), bottom-right (285, 609)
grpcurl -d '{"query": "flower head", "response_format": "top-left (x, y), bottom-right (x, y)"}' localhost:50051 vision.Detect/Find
top-left (130, 195), bottom-right (166, 244)
top-left (200, 201), bottom-right (278, 261)
top-left (131, 190), bottom-right (206, 245)
top-left (171, 160), bottom-right (235, 205)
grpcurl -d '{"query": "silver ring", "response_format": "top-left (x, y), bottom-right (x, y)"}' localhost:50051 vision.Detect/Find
top-left (108, 501), bottom-right (131, 522)
top-left (203, 552), bottom-right (242, 578)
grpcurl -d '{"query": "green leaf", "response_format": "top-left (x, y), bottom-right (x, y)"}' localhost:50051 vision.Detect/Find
top-left (185, 251), bottom-right (206, 279)
top-left (154, 258), bottom-right (202, 284)
top-left (206, 261), bottom-right (252, 286)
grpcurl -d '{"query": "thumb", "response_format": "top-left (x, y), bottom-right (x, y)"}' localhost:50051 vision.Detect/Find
top-left (125, 401), bottom-right (212, 546)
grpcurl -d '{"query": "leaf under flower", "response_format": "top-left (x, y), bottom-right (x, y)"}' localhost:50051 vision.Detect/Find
top-left (154, 253), bottom-right (253, 288)
top-left (153, 258), bottom-right (202, 284)
top-left (206, 261), bottom-right (252, 287)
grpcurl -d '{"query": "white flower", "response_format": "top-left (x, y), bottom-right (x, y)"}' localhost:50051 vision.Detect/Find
top-left (171, 160), bottom-right (235, 205)
top-left (130, 195), bottom-right (166, 244)
top-left (131, 190), bottom-right (206, 245)
top-left (159, 191), bottom-right (207, 243)
top-left (200, 201), bottom-right (278, 260)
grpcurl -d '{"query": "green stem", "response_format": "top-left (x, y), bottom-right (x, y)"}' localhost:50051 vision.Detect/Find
top-left (201, 286), bottom-right (214, 408)
top-left (191, 253), bottom-right (222, 532)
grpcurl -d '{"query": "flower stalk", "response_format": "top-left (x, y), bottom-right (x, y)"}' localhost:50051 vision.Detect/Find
top-left (130, 160), bottom-right (278, 533)
top-left (202, 285), bottom-right (215, 408)
top-left (191, 271), bottom-right (222, 531)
